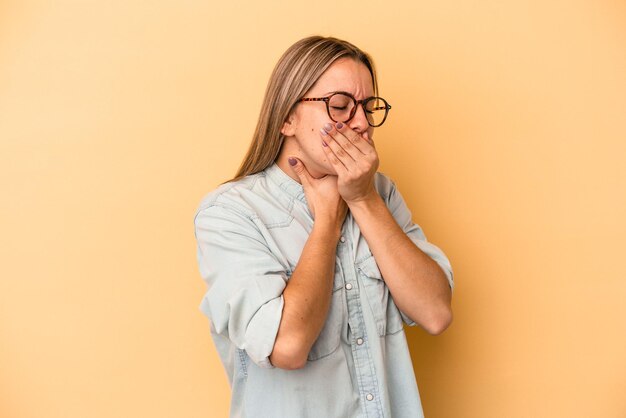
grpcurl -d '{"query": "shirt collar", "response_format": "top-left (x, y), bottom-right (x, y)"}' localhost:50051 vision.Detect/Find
top-left (264, 162), bottom-right (306, 203)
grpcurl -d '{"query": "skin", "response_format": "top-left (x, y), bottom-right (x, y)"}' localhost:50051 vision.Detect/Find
top-left (269, 57), bottom-right (452, 370)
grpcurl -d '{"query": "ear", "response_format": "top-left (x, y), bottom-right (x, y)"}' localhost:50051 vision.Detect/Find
top-left (280, 112), bottom-right (297, 136)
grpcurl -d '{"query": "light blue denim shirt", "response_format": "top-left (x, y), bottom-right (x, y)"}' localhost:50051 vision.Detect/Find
top-left (194, 162), bottom-right (454, 418)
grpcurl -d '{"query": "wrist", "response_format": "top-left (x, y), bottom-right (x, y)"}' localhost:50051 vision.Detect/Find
top-left (345, 189), bottom-right (381, 210)
top-left (312, 216), bottom-right (343, 240)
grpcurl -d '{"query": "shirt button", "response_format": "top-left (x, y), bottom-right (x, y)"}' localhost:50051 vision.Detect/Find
top-left (366, 393), bottom-right (374, 401)
top-left (356, 338), bottom-right (364, 345)
top-left (340, 236), bottom-right (346, 243)
top-left (345, 283), bottom-right (353, 290)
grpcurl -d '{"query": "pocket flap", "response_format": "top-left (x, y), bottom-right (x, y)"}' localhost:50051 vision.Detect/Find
top-left (356, 255), bottom-right (383, 280)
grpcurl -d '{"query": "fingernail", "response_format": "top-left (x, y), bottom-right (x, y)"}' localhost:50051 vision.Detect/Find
top-left (323, 123), bottom-right (332, 131)
top-left (322, 140), bottom-right (328, 147)
top-left (288, 157), bottom-right (297, 166)
top-left (319, 128), bottom-right (328, 136)
top-left (336, 122), bottom-right (343, 129)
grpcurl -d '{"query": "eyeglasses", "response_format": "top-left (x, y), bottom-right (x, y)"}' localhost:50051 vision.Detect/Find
top-left (299, 91), bottom-right (392, 127)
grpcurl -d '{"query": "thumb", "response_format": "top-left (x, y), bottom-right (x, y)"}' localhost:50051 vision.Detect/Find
top-left (288, 156), bottom-right (311, 186)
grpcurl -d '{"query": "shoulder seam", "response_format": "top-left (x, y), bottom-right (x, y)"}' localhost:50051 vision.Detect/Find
top-left (195, 174), bottom-right (263, 219)
top-left (194, 201), bottom-right (257, 222)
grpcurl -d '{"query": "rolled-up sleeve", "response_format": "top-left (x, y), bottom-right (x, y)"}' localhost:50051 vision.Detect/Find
top-left (194, 203), bottom-right (287, 368)
top-left (384, 177), bottom-right (455, 326)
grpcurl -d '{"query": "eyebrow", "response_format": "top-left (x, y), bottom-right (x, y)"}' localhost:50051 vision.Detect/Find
top-left (323, 90), bottom-right (347, 96)
top-left (323, 90), bottom-right (373, 98)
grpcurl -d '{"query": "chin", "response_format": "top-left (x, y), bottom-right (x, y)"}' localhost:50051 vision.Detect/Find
top-left (317, 161), bottom-right (338, 178)
top-left (301, 157), bottom-right (335, 178)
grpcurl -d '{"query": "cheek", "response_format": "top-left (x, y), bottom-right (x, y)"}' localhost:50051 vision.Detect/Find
top-left (295, 119), bottom-right (326, 149)
top-left (302, 131), bottom-right (333, 165)
top-left (299, 106), bottom-right (332, 132)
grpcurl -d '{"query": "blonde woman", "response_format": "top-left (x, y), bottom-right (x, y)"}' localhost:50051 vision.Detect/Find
top-left (194, 36), bottom-right (454, 418)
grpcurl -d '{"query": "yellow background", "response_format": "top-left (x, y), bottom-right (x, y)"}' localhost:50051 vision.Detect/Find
top-left (1, 1), bottom-right (625, 417)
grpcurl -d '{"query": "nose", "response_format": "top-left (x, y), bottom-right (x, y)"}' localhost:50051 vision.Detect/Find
top-left (348, 102), bottom-right (369, 133)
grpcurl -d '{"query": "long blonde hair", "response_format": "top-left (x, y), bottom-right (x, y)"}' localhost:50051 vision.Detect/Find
top-left (225, 36), bottom-right (378, 184)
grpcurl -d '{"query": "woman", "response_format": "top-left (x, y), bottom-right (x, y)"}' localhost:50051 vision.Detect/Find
top-left (194, 36), bottom-right (454, 418)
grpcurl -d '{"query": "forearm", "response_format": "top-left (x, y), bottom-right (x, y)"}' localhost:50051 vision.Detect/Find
top-left (270, 219), bottom-right (341, 369)
top-left (348, 193), bottom-right (452, 335)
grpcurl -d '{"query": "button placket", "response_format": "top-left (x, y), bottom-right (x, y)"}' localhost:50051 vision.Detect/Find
top-left (339, 234), bottom-right (382, 417)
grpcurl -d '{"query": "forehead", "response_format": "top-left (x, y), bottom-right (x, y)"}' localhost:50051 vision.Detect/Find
top-left (308, 57), bottom-right (374, 98)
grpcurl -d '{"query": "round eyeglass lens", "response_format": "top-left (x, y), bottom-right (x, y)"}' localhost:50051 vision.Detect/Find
top-left (365, 97), bottom-right (388, 127)
top-left (328, 93), bottom-right (355, 122)
top-left (327, 93), bottom-right (388, 126)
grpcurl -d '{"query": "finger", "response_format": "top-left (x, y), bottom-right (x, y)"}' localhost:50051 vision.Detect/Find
top-left (361, 130), bottom-right (376, 149)
top-left (334, 122), bottom-right (375, 155)
top-left (322, 132), bottom-right (357, 173)
top-left (335, 125), bottom-right (378, 169)
top-left (287, 156), bottom-right (312, 186)
top-left (321, 139), bottom-right (349, 176)
top-left (323, 125), bottom-right (380, 180)
top-left (322, 123), bottom-right (363, 161)
top-left (321, 126), bottom-right (358, 172)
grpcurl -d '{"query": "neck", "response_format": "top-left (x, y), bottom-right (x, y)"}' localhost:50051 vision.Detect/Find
top-left (275, 138), bottom-right (329, 183)
top-left (275, 152), bottom-right (302, 184)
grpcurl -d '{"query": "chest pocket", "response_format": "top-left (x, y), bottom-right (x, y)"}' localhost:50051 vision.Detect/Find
top-left (356, 255), bottom-right (404, 336)
top-left (307, 261), bottom-right (346, 361)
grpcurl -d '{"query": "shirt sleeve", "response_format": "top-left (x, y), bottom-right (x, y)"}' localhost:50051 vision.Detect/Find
top-left (384, 177), bottom-right (454, 326)
top-left (194, 203), bottom-right (287, 369)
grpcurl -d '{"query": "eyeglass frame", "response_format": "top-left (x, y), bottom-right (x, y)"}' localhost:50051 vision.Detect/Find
top-left (298, 91), bottom-right (392, 127)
